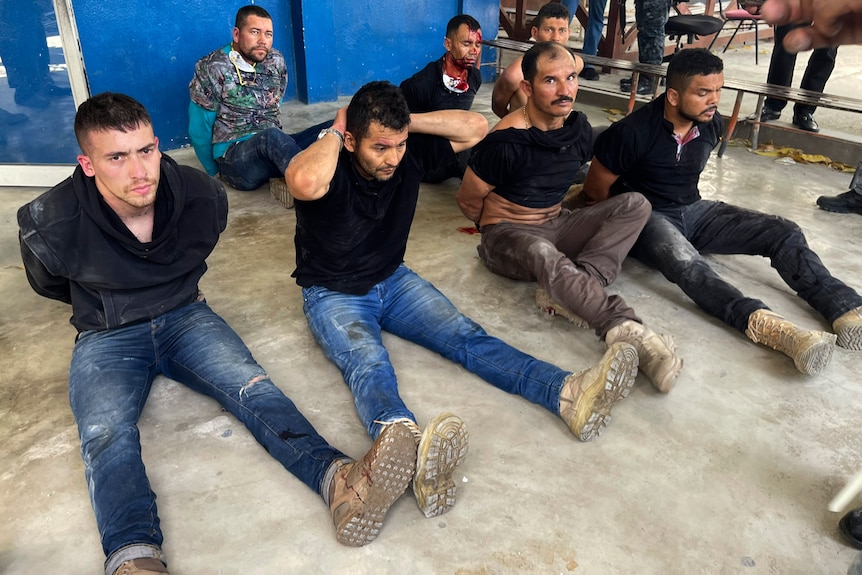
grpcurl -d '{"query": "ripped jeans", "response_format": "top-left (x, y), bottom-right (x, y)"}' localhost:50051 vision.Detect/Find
top-left (69, 301), bottom-right (345, 574)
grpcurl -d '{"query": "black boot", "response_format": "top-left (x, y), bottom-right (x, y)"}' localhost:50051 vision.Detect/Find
top-left (817, 162), bottom-right (862, 214)
top-left (619, 75), bottom-right (654, 95)
top-left (840, 507), bottom-right (862, 549)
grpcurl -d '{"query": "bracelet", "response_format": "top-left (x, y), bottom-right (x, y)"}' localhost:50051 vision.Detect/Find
top-left (317, 128), bottom-right (344, 147)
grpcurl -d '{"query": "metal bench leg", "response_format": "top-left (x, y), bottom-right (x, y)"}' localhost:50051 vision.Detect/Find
top-left (719, 91), bottom-right (744, 158)
top-left (751, 94), bottom-right (766, 151)
top-left (626, 71), bottom-right (640, 115)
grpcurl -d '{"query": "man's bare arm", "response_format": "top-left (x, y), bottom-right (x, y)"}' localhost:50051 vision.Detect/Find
top-left (762, 0), bottom-right (862, 51)
top-left (456, 167), bottom-right (496, 223)
top-left (583, 157), bottom-right (620, 203)
top-left (285, 107), bottom-right (347, 201)
top-left (491, 60), bottom-right (526, 119)
top-left (409, 110), bottom-right (489, 153)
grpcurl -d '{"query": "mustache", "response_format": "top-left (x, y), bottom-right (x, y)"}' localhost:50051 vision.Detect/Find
top-left (552, 96), bottom-right (574, 105)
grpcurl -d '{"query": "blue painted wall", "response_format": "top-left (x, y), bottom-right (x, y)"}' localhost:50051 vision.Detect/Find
top-left (71, 0), bottom-right (498, 148)
top-left (72, 0), bottom-right (298, 149)
top-left (293, 0), bottom-right (499, 103)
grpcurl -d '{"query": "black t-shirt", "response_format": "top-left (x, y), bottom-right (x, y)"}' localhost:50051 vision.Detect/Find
top-left (399, 57), bottom-right (482, 113)
top-left (468, 111), bottom-right (593, 208)
top-left (292, 134), bottom-right (454, 294)
top-left (593, 94), bottom-right (722, 210)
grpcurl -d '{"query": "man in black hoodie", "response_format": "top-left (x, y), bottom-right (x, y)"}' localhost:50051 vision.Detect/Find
top-left (17, 93), bottom-right (417, 575)
top-left (456, 42), bottom-right (683, 394)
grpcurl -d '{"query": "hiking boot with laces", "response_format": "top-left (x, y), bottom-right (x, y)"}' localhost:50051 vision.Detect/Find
top-left (833, 306), bottom-right (862, 350)
top-left (605, 320), bottom-right (683, 393)
top-left (559, 342), bottom-right (638, 441)
top-left (114, 558), bottom-right (169, 575)
top-left (329, 421), bottom-right (416, 546)
top-left (412, 413), bottom-right (469, 518)
top-left (535, 288), bottom-right (590, 329)
top-left (745, 309), bottom-right (836, 375)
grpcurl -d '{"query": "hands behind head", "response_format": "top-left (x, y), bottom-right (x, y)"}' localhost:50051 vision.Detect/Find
top-left (761, 0), bottom-right (862, 51)
top-left (333, 106), bottom-right (348, 134)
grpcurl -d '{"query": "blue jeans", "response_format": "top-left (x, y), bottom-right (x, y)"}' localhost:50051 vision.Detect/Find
top-left (217, 120), bottom-right (331, 190)
top-left (69, 301), bottom-right (345, 573)
top-left (582, 0), bottom-right (608, 68)
top-left (302, 265), bottom-right (571, 439)
top-left (631, 200), bottom-right (862, 332)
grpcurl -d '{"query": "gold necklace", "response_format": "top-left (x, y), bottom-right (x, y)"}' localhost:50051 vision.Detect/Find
top-left (522, 105), bottom-right (531, 129)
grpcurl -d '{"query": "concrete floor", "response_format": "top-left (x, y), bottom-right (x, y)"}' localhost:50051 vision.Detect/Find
top-left (3, 45), bottom-right (862, 575)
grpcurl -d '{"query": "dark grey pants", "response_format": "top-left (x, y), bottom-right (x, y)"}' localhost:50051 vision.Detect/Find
top-left (631, 199), bottom-right (862, 332)
top-left (478, 194), bottom-right (651, 338)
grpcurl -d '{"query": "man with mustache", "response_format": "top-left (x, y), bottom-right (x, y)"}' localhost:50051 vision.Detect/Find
top-left (491, 2), bottom-right (582, 118)
top-left (584, 48), bottom-right (862, 375)
top-left (399, 13), bottom-right (484, 182)
top-left (188, 5), bottom-right (328, 195)
top-left (457, 42), bottom-right (682, 394)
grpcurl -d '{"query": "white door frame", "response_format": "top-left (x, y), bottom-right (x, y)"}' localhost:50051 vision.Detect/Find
top-left (0, 0), bottom-right (87, 187)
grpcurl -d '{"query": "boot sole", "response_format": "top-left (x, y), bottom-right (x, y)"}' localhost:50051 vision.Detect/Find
top-left (413, 413), bottom-right (469, 518)
top-left (796, 332), bottom-right (837, 375)
top-left (335, 423), bottom-right (416, 546)
top-left (567, 343), bottom-right (638, 441)
top-left (837, 324), bottom-right (862, 350)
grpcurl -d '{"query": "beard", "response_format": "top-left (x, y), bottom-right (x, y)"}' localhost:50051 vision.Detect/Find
top-left (679, 106), bottom-right (717, 123)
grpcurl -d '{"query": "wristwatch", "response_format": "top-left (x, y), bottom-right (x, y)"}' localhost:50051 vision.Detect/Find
top-left (317, 127), bottom-right (344, 146)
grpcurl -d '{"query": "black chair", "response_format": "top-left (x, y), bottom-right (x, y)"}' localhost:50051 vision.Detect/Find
top-left (664, 1), bottom-right (724, 57)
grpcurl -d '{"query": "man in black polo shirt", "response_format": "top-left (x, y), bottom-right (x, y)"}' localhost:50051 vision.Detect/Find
top-left (585, 48), bottom-right (862, 375)
top-left (399, 14), bottom-right (483, 182)
top-left (285, 80), bottom-right (641, 520)
top-left (457, 42), bottom-right (682, 394)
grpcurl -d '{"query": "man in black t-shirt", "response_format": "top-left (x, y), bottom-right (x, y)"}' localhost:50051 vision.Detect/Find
top-left (399, 14), bottom-right (483, 182)
top-left (457, 42), bottom-right (682, 395)
top-left (586, 48), bottom-right (862, 376)
top-left (285, 81), bottom-right (642, 520)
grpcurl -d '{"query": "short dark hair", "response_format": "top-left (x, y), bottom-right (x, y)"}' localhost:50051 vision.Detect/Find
top-left (346, 81), bottom-right (411, 141)
top-left (74, 92), bottom-right (152, 153)
top-left (235, 5), bottom-right (272, 29)
top-left (522, 41), bottom-right (572, 84)
top-left (666, 48), bottom-right (724, 92)
top-left (446, 14), bottom-right (481, 38)
top-left (533, 2), bottom-right (570, 28)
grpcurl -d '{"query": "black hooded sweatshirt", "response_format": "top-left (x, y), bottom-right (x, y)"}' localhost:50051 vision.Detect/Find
top-left (17, 155), bottom-right (228, 332)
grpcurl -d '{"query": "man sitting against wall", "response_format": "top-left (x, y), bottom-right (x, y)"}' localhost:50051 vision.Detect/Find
top-left (188, 5), bottom-right (329, 195)
top-left (399, 13), bottom-right (484, 182)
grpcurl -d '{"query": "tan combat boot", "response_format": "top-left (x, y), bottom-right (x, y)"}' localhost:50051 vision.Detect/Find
top-left (411, 414), bottom-right (469, 518)
top-left (535, 288), bottom-right (589, 329)
top-left (377, 414), bottom-right (469, 519)
top-left (559, 342), bottom-right (638, 441)
top-left (329, 421), bottom-right (416, 546)
top-left (833, 306), bottom-right (862, 350)
top-left (605, 320), bottom-right (683, 393)
top-left (745, 309), bottom-right (836, 375)
top-left (114, 559), bottom-right (169, 575)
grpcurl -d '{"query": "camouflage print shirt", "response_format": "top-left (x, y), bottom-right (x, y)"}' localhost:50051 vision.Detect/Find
top-left (189, 44), bottom-right (287, 146)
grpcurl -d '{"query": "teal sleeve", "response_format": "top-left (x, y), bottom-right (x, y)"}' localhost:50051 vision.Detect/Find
top-left (188, 101), bottom-right (219, 176)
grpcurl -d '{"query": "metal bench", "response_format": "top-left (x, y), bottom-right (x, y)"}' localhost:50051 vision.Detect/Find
top-left (483, 37), bottom-right (862, 159)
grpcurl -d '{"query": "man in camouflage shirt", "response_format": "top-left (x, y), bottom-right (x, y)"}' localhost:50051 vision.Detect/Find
top-left (188, 5), bottom-right (329, 191)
